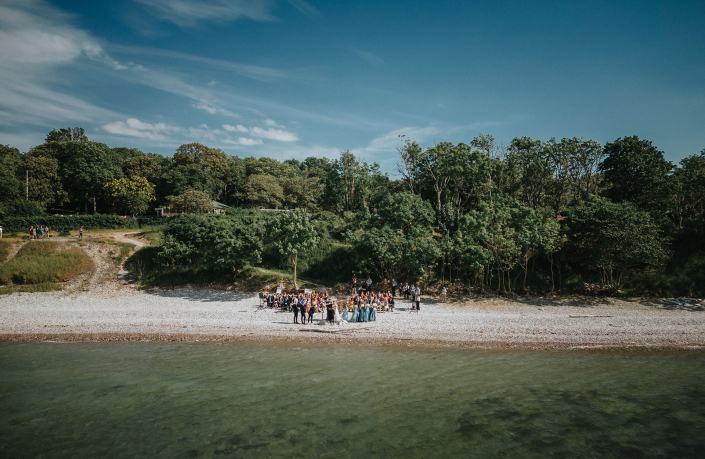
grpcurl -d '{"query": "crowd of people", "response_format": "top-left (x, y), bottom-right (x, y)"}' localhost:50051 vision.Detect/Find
top-left (263, 278), bottom-right (425, 325)
top-left (28, 225), bottom-right (50, 240)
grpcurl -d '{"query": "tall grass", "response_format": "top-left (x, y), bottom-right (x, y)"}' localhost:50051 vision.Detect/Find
top-left (130, 229), bottom-right (162, 245)
top-left (0, 241), bottom-right (93, 284)
top-left (0, 240), bottom-right (9, 262)
top-left (93, 238), bottom-right (136, 267)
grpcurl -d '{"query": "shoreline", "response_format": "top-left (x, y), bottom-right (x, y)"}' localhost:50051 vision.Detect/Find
top-left (1, 289), bottom-right (704, 351)
top-left (2, 332), bottom-right (704, 352)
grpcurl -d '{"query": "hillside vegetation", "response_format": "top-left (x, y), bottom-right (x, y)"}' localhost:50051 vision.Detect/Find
top-left (2, 130), bottom-right (704, 295)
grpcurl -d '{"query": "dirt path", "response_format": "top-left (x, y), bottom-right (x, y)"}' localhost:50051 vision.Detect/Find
top-left (51, 232), bottom-right (149, 295)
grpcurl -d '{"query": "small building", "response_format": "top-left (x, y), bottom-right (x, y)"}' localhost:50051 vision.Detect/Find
top-left (154, 201), bottom-right (231, 217)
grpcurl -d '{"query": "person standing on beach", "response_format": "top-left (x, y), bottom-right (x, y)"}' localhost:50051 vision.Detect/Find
top-left (415, 293), bottom-right (421, 312)
top-left (0, 225), bottom-right (3, 238)
top-left (293, 299), bottom-right (299, 324)
top-left (308, 301), bottom-right (315, 324)
top-left (79, 226), bottom-right (83, 240)
top-left (366, 277), bottom-right (372, 293)
top-left (352, 273), bottom-right (357, 292)
top-left (391, 279), bottom-right (397, 297)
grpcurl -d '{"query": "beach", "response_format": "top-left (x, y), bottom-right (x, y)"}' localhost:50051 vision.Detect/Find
top-left (1, 289), bottom-right (703, 350)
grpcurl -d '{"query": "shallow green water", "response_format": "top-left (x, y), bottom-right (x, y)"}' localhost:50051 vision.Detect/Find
top-left (1, 343), bottom-right (704, 458)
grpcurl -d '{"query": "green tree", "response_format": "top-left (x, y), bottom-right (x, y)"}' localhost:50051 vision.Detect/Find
top-left (548, 137), bottom-right (604, 208)
top-left (506, 137), bottom-right (552, 209)
top-left (281, 174), bottom-right (323, 211)
top-left (166, 189), bottom-right (213, 214)
top-left (268, 209), bottom-right (319, 289)
top-left (104, 176), bottom-right (156, 216)
top-left (45, 127), bottom-right (87, 143)
top-left (158, 162), bottom-right (217, 201)
top-left (173, 143), bottom-right (229, 198)
top-left (20, 154), bottom-right (68, 209)
top-left (669, 153), bottom-right (705, 228)
top-left (600, 136), bottom-right (673, 213)
top-left (354, 192), bottom-right (439, 281)
top-left (123, 154), bottom-right (162, 182)
top-left (566, 196), bottom-right (670, 288)
top-left (47, 141), bottom-right (123, 213)
top-left (0, 145), bottom-right (23, 203)
top-left (244, 174), bottom-right (285, 209)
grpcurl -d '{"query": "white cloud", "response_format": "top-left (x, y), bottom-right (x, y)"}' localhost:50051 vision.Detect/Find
top-left (287, 0), bottom-right (322, 18)
top-left (263, 118), bottom-right (284, 127)
top-left (224, 123), bottom-right (298, 141)
top-left (102, 118), bottom-right (180, 140)
top-left (0, 0), bottom-right (128, 134)
top-left (237, 137), bottom-right (263, 145)
top-left (193, 102), bottom-right (239, 117)
top-left (223, 124), bottom-right (249, 133)
top-left (353, 49), bottom-right (384, 65)
top-left (250, 126), bottom-right (298, 142)
top-left (135, 0), bottom-right (277, 27)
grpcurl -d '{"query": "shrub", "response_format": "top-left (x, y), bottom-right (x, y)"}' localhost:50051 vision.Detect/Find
top-left (0, 214), bottom-right (139, 233)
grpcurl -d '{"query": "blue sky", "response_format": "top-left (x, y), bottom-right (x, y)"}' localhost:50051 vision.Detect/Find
top-left (1, 0), bottom-right (703, 172)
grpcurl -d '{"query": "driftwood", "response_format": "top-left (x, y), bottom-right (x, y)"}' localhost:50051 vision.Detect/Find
top-left (568, 315), bottom-right (615, 318)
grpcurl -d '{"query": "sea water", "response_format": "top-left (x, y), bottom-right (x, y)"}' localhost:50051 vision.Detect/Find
top-left (1, 342), bottom-right (704, 458)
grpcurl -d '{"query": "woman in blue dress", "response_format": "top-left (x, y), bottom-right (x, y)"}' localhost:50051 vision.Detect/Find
top-left (351, 303), bottom-right (358, 322)
top-left (363, 303), bottom-right (371, 322)
top-left (369, 302), bottom-right (377, 321)
top-left (358, 304), bottom-right (366, 322)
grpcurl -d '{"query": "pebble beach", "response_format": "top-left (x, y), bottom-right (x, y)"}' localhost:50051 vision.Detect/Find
top-left (1, 289), bottom-right (704, 350)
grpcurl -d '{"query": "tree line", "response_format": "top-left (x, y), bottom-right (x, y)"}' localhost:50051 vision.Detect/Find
top-left (1, 128), bottom-right (704, 294)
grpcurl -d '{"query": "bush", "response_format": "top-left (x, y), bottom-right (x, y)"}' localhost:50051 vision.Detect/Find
top-left (0, 241), bottom-right (93, 284)
top-left (159, 214), bottom-right (262, 271)
top-left (0, 214), bottom-right (139, 233)
top-left (0, 200), bottom-right (46, 218)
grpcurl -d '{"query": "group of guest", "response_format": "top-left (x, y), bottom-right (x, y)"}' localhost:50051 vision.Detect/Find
top-left (28, 225), bottom-right (50, 240)
top-left (264, 280), bottom-right (425, 325)
top-left (340, 291), bottom-right (393, 322)
top-left (265, 291), bottom-right (332, 324)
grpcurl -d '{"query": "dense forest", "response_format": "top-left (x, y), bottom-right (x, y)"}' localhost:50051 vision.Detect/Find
top-left (1, 128), bottom-right (704, 295)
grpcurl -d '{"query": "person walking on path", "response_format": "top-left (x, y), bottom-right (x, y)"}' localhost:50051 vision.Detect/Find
top-left (441, 287), bottom-right (448, 302)
top-left (415, 294), bottom-right (421, 313)
top-left (391, 279), bottom-right (397, 297)
top-left (79, 226), bottom-right (83, 240)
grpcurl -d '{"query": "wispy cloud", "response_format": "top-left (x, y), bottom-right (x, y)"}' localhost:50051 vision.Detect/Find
top-left (223, 124), bottom-right (249, 133)
top-left (287, 0), bottom-right (322, 18)
top-left (134, 0), bottom-right (277, 27)
top-left (224, 123), bottom-right (298, 141)
top-left (0, 0), bottom-right (125, 139)
top-left (193, 102), bottom-right (239, 118)
top-left (102, 118), bottom-right (180, 140)
top-left (353, 49), bottom-right (384, 65)
top-left (225, 137), bottom-right (263, 145)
